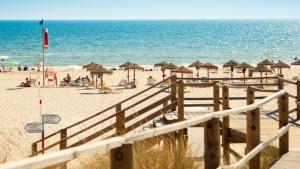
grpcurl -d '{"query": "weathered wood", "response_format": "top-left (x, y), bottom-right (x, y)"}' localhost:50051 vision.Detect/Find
top-left (171, 75), bottom-right (177, 111)
top-left (178, 76), bottom-right (278, 81)
top-left (204, 118), bottom-right (220, 169)
top-left (222, 85), bottom-right (230, 164)
top-left (184, 96), bottom-right (266, 101)
top-left (297, 80), bottom-right (300, 120)
top-left (110, 143), bottom-right (134, 169)
top-left (184, 82), bottom-right (213, 88)
top-left (246, 86), bottom-right (260, 169)
top-left (125, 101), bottom-right (177, 133)
top-left (177, 80), bottom-right (185, 148)
top-left (116, 103), bottom-right (125, 135)
top-left (59, 129), bottom-right (68, 169)
top-left (31, 143), bottom-right (38, 156)
top-left (227, 128), bottom-right (246, 143)
top-left (204, 81), bottom-right (220, 169)
top-left (278, 75), bottom-right (284, 90)
top-left (60, 129), bottom-right (67, 150)
top-left (279, 93), bottom-right (289, 156)
top-left (125, 95), bottom-right (172, 122)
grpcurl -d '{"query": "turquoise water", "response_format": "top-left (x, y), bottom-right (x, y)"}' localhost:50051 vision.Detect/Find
top-left (0, 20), bottom-right (300, 67)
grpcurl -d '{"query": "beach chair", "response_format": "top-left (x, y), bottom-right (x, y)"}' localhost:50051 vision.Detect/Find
top-left (119, 79), bottom-right (128, 86)
top-left (47, 72), bottom-right (56, 86)
top-left (125, 81), bottom-right (138, 89)
top-left (99, 82), bottom-right (124, 94)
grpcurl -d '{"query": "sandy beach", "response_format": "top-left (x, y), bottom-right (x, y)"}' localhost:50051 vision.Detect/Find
top-left (0, 65), bottom-right (299, 164)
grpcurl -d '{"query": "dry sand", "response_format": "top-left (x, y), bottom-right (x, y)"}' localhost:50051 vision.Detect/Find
top-left (0, 65), bottom-right (299, 164)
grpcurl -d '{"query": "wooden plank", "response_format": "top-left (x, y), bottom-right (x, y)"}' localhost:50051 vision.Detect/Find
top-left (116, 103), bottom-right (125, 135)
top-left (177, 80), bottom-right (185, 148)
top-left (246, 86), bottom-right (260, 169)
top-left (227, 128), bottom-right (246, 143)
top-left (222, 85), bottom-right (230, 165)
top-left (110, 143), bottom-right (134, 169)
top-left (171, 75), bottom-right (177, 111)
top-left (204, 81), bottom-right (220, 169)
top-left (184, 82), bottom-right (213, 88)
top-left (125, 101), bottom-right (177, 133)
top-left (297, 80), bottom-right (300, 120)
top-left (125, 95), bottom-right (172, 122)
top-left (279, 93), bottom-right (289, 156)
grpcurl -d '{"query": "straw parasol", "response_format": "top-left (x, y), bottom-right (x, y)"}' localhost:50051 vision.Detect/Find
top-left (154, 61), bottom-right (168, 80)
top-left (119, 61), bottom-right (133, 69)
top-left (291, 59), bottom-right (300, 65)
top-left (223, 60), bottom-right (239, 77)
top-left (257, 59), bottom-right (274, 66)
top-left (271, 60), bottom-right (290, 75)
top-left (250, 65), bottom-right (272, 83)
top-left (171, 66), bottom-right (193, 78)
top-left (162, 63), bottom-right (178, 76)
top-left (90, 66), bottom-right (113, 89)
top-left (83, 62), bottom-right (102, 69)
top-left (188, 61), bottom-right (203, 78)
top-left (201, 63), bottom-right (218, 78)
top-left (235, 62), bottom-right (253, 77)
top-left (124, 63), bottom-right (144, 82)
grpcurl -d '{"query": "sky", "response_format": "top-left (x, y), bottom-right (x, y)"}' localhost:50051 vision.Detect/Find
top-left (0, 0), bottom-right (299, 20)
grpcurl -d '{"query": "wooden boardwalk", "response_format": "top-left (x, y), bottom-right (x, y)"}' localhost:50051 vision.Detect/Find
top-left (271, 151), bottom-right (300, 169)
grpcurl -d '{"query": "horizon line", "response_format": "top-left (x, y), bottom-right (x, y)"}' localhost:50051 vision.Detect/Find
top-left (0, 17), bottom-right (300, 21)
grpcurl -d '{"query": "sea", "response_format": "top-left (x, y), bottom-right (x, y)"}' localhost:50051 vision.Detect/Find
top-left (0, 20), bottom-right (300, 67)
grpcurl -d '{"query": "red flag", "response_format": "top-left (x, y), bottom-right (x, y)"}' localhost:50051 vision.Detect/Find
top-left (43, 28), bottom-right (48, 49)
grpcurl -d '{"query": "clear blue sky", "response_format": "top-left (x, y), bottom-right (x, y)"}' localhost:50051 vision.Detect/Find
top-left (0, 0), bottom-right (299, 20)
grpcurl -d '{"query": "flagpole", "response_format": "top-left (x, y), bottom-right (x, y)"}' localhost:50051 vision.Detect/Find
top-left (42, 28), bottom-right (45, 87)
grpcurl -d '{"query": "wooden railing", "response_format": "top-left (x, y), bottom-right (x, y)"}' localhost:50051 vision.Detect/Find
top-left (0, 88), bottom-right (290, 169)
top-left (23, 75), bottom-right (300, 169)
top-left (31, 75), bottom-right (178, 155)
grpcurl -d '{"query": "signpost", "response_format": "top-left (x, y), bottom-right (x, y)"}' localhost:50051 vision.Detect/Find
top-left (42, 114), bottom-right (61, 124)
top-left (25, 122), bottom-right (44, 133)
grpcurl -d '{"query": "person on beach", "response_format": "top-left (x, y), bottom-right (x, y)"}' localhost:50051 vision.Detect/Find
top-left (23, 65), bottom-right (28, 71)
top-left (63, 73), bottom-right (71, 84)
top-left (19, 78), bottom-right (31, 87)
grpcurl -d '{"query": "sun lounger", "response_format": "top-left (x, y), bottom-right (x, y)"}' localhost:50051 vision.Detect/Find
top-left (125, 81), bottom-right (138, 88)
top-left (119, 79), bottom-right (128, 86)
top-left (30, 79), bottom-right (37, 87)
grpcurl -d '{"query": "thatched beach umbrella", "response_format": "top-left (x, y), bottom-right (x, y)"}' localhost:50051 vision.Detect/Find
top-left (271, 60), bottom-right (290, 75)
top-left (119, 61), bottom-right (133, 69)
top-left (223, 60), bottom-right (239, 77)
top-left (162, 63), bottom-right (178, 77)
top-left (250, 65), bottom-right (272, 83)
top-left (171, 66), bottom-right (193, 78)
top-left (291, 59), bottom-right (300, 65)
top-left (124, 63), bottom-right (144, 82)
top-left (235, 62), bottom-right (253, 83)
top-left (154, 61), bottom-right (168, 80)
top-left (83, 62), bottom-right (102, 69)
top-left (188, 61), bottom-right (203, 78)
top-left (90, 67), bottom-right (113, 89)
top-left (201, 63), bottom-right (218, 78)
top-left (257, 59), bottom-right (274, 66)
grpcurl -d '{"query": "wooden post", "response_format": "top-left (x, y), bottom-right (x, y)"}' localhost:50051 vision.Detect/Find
top-left (116, 103), bottom-right (125, 135)
top-left (60, 129), bottom-right (68, 169)
top-left (171, 75), bottom-right (177, 111)
top-left (177, 80), bottom-right (185, 148)
top-left (246, 86), bottom-right (260, 169)
top-left (111, 143), bottom-right (134, 169)
top-left (60, 129), bottom-right (67, 150)
top-left (278, 75), bottom-right (284, 90)
top-left (32, 143), bottom-right (38, 156)
top-left (222, 85), bottom-right (230, 165)
top-left (279, 93), bottom-right (289, 156)
top-left (297, 80), bottom-right (300, 120)
top-left (204, 81), bottom-right (220, 169)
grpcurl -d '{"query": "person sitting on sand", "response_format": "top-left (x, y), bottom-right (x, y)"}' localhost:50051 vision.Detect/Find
top-left (19, 78), bottom-right (31, 87)
top-left (63, 74), bottom-right (71, 84)
top-left (82, 75), bottom-right (90, 82)
top-left (23, 65), bottom-right (28, 71)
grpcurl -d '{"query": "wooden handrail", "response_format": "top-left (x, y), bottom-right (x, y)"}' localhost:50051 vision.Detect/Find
top-left (277, 76), bottom-right (297, 85)
top-left (218, 124), bottom-right (291, 169)
top-left (177, 76), bottom-right (278, 81)
top-left (250, 86), bottom-right (279, 93)
top-left (1, 90), bottom-right (288, 169)
top-left (184, 96), bottom-right (267, 100)
top-left (32, 75), bottom-right (176, 144)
